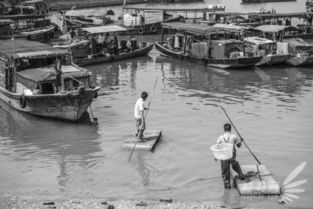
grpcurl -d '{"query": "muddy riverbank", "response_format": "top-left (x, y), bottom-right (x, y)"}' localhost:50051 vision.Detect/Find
top-left (0, 193), bottom-right (249, 209)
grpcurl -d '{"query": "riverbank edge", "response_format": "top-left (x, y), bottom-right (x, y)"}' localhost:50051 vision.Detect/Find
top-left (0, 193), bottom-right (253, 209)
top-left (50, 0), bottom-right (144, 11)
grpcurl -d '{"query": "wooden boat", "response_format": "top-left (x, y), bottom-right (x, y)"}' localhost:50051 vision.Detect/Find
top-left (0, 15), bottom-right (56, 40)
top-left (63, 14), bottom-right (113, 28)
top-left (232, 164), bottom-right (280, 195)
top-left (122, 130), bottom-right (162, 151)
top-left (244, 36), bottom-right (290, 66)
top-left (53, 25), bottom-right (154, 66)
top-left (255, 25), bottom-right (313, 66)
top-left (283, 38), bottom-right (313, 66)
top-left (0, 0), bottom-right (49, 15)
top-left (0, 39), bottom-right (100, 121)
top-left (155, 22), bottom-right (262, 69)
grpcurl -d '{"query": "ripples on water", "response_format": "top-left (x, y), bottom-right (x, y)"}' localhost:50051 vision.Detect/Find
top-left (0, 47), bottom-right (312, 208)
top-left (2, 1), bottom-right (313, 208)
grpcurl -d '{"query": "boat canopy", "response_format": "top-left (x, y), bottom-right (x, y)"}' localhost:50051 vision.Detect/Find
top-left (213, 24), bottom-right (250, 31)
top-left (283, 38), bottom-right (312, 47)
top-left (161, 22), bottom-right (229, 36)
top-left (244, 36), bottom-right (275, 44)
top-left (0, 40), bottom-right (68, 58)
top-left (17, 65), bottom-right (89, 83)
top-left (80, 25), bottom-right (128, 34)
top-left (255, 25), bottom-right (298, 33)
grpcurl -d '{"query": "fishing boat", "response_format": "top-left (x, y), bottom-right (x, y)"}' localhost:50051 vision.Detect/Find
top-left (0, 39), bottom-right (100, 121)
top-left (255, 25), bottom-right (313, 66)
top-left (62, 14), bottom-right (113, 28)
top-left (155, 22), bottom-right (262, 69)
top-left (244, 36), bottom-right (290, 66)
top-left (283, 38), bottom-right (313, 66)
top-left (53, 25), bottom-right (154, 66)
top-left (0, 15), bottom-right (56, 40)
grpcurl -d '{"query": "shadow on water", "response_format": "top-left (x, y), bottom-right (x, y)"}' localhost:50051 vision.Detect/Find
top-left (0, 98), bottom-right (101, 194)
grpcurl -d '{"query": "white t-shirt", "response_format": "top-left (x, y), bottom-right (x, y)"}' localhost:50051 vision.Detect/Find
top-left (217, 131), bottom-right (239, 145)
top-left (134, 98), bottom-right (145, 119)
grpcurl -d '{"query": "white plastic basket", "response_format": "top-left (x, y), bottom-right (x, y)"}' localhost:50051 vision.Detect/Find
top-left (210, 143), bottom-right (233, 160)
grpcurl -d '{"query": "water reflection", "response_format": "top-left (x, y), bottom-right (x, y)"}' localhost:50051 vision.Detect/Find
top-left (0, 101), bottom-right (101, 193)
top-left (155, 56), bottom-right (313, 107)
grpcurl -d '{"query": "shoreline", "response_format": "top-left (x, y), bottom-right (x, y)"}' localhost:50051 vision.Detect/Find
top-left (0, 193), bottom-right (251, 209)
top-left (50, 0), bottom-right (144, 11)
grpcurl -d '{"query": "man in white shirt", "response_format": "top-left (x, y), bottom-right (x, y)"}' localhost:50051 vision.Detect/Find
top-left (134, 92), bottom-right (148, 140)
top-left (217, 123), bottom-right (245, 189)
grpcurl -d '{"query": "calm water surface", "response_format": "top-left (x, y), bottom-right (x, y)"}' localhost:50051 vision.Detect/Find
top-left (0, 48), bottom-right (312, 208)
top-left (2, 1), bottom-right (313, 208)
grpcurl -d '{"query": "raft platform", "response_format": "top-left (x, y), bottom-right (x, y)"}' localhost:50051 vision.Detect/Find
top-left (122, 130), bottom-right (162, 151)
top-left (232, 164), bottom-right (281, 195)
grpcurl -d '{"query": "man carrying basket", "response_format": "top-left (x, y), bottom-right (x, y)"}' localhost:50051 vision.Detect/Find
top-left (216, 123), bottom-right (245, 189)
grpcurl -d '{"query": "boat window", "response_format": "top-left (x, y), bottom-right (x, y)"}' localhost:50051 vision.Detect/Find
top-left (41, 82), bottom-right (54, 94)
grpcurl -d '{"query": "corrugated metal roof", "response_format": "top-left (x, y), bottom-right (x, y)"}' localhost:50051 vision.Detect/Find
top-left (213, 24), bottom-right (249, 31)
top-left (283, 38), bottom-right (312, 47)
top-left (0, 39), bottom-right (68, 58)
top-left (161, 22), bottom-right (229, 35)
top-left (255, 25), bottom-right (297, 33)
top-left (81, 25), bottom-right (128, 34)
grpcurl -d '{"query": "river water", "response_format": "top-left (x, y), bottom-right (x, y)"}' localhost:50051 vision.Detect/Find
top-left (1, 0), bottom-right (313, 209)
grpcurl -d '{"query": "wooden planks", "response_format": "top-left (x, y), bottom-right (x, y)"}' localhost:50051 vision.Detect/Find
top-left (233, 164), bottom-right (281, 195)
top-left (122, 130), bottom-right (162, 151)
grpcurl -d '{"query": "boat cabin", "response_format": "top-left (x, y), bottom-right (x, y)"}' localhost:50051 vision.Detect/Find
top-left (161, 22), bottom-right (247, 59)
top-left (283, 38), bottom-right (313, 56)
top-left (19, 0), bottom-right (50, 15)
top-left (77, 25), bottom-right (130, 58)
top-left (244, 36), bottom-right (277, 56)
top-left (255, 25), bottom-right (299, 41)
top-left (0, 40), bottom-right (91, 95)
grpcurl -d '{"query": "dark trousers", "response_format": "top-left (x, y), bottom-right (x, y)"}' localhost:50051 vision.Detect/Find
top-left (220, 150), bottom-right (243, 187)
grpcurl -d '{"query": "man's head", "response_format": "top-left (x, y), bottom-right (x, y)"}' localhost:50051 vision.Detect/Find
top-left (141, 91), bottom-right (148, 101)
top-left (224, 123), bottom-right (231, 132)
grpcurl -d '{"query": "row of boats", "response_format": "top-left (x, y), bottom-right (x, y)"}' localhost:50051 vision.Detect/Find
top-left (1, 1), bottom-right (313, 122)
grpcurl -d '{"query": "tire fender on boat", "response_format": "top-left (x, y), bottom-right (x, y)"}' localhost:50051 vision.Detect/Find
top-left (138, 28), bottom-right (144, 35)
top-left (79, 86), bottom-right (86, 94)
top-left (94, 92), bottom-right (98, 99)
top-left (19, 94), bottom-right (26, 108)
top-left (150, 26), bottom-right (157, 33)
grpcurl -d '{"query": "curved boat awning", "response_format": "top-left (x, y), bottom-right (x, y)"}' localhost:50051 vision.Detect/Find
top-left (255, 25), bottom-right (298, 33)
top-left (161, 22), bottom-right (230, 36)
top-left (80, 25), bottom-right (128, 34)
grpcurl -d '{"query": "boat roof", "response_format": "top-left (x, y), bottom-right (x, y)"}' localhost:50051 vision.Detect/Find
top-left (211, 39), bottom-right (243, 44)
top-left (213, 24), bottom-right (249, 31)
top-left (283, 38), bottom-right (312, 47)
top-left (244, 36), bottom-right (275, 44)
top-left (0, 14), bottom-right (45, 20)
top-left (17, 65), bottom-right (89, 82)
top-left (0, 39), bottom-right (68, 58)
top-left (255, 25), bottom-right (298, 33)
top-left (249, 12), bottom-right (307, 19)
top-left (80, 25), bottom-right (128, 34)
top-left (161, 22), bottom-right (229, 35)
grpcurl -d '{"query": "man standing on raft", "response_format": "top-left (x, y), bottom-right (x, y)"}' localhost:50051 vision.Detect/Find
top-left (217, 123), bottom-right (245, 189)
top-left (134, 92), bottom-right (149, 140)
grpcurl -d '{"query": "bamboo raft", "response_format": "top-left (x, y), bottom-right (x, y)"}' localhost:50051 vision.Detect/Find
top-left (122, 130), bottom-right (162, 151)
top-left (232, 164), bottom-right (281, 195)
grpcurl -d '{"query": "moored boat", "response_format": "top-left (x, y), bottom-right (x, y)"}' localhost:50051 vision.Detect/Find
top-left (0, 15), bottom-right (56, 40)
top-left (155, 22), bottom-right (262, 69)
top-left (283, 38), bottom-right (313, 66)
top-left (244, 36), bottom-right (290, 66)
top-left (53, 25), bottom-right (153, 66)
top-left (0, 39), bottom-right (100, 121)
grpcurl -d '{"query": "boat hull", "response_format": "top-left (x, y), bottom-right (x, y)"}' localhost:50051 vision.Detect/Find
top-left (255, 54), bottom-right (291, 66)
top-left (286, 55), bottom-right (313, 66)
top-left (155, 42), bottom-right (262, 69)
top-left (0, 87), bottom-right (99, 121)
top-left (74, 43), bottom-right (154, 66)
